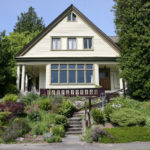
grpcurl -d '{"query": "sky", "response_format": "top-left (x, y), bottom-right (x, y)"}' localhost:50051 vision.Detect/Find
top-left (0, 0), bottom-right (116, 36)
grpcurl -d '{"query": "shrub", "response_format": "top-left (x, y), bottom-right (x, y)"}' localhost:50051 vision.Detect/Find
top-left (0, 112), bottom-right (11, 125)
top-left (110, 108), bottom-right (146, 127)
top-left (38, 98), bottom-right (51, 111)
top-left (0, 102), bottom-right (26, 118)
top-left (28, 110), bottom-right (41, 122)
top-left (21, 93), bottom-right (39, 104)
top-left (4, 84), bottom-right (19, 95)
top-left (3, 118), bottom-right (30, 142)
top-left (54, 115), bottom-right (68, 128)
top-left (32, 122), bottom-right (49, 135)
top-left (59, 100), bottom-right (76, 117)
top-left (2, 94), bottom-right (18, 103)
top-left (82, 128), bottom-right (93, 143)
top-left (45, 136), bottom-right (62, 143)
top-left (52, 125), bottom-right (65, 137)
top-left (91, 108), bottom-right (105, 124)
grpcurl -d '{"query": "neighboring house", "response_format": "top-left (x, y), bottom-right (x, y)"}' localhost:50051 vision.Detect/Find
top-left (15, 5), bottom-right (123, 93)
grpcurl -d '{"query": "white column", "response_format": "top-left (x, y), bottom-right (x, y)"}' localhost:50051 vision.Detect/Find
top-left (94, 64), bottom-right (99, 86)
top-left (119, 70), bottom-right (123, 89)
top-left (46, 64), bottom-right (50, 88)
top-left (21, 65), bottom-right (25, 92)
top-left (16, 65), bottom-right (20, 90)
top-left (25, 74), bottom-right (28, 92)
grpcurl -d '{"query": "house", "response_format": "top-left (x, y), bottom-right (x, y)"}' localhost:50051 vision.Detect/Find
top-left (15, 5), bottom-right (123, 94)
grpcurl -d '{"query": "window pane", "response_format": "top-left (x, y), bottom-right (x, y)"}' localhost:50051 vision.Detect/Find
top-left (52, 38), bottom-right (60, 49)
top-left (86, 64), bottom-right (93, 69)
top-left (60, 70), bottom-right (67, 83)
top-left (69, 64), bottom-right (76, 69)
top-left (51, 70), bottom-right (58, 83)
top-left (68, 13), bottom-right (71, 21)
top-left (57, 39), bottom-right (60, 49)
top-left (52, 64), bottom-right (58, 69)
top-left (84, 39), bottom-right (87, 49)
top-left (86, 70), bottom-right (93, 83)
top-left (60, 64), bottom-right (67, 69)
top-left (68, 39), bottom-right (72, 49)
top-left (69, 70), bottom-right (76, 83)
top-left (89, 39), bottom-right (92, 48)
top-left (68, 38), bottom-right (76, 49)
top-left (77, 64), bottom-right (84, 69)
top-left (78, 70), bottom-right (84, 83)
top-left (72, 13), bottom-right (76, 21)
top-left (72, 39), bottom-right (76, 49)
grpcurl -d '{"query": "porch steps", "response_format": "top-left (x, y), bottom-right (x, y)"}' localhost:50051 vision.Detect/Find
top-left (66, 111), bottom-right (84, 135)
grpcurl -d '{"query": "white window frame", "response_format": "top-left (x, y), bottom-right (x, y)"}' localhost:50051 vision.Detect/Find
top-left (52, 38), bottom-right (61, 50)
top-left (67, 13), bottom-right (77, 21)
top-left (68, 38), bottom-right (77, 50)
top-left (84, 38), bottom-right (92, 49)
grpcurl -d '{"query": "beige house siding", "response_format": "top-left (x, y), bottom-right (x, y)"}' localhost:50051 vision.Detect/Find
top-left (23, 11), bottom-right (120, 58)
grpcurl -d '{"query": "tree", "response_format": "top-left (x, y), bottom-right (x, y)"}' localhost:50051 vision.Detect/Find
top-left (14, 6), bottom-right (45, 33)
top-left (113, 0), bottom-right (150, 99)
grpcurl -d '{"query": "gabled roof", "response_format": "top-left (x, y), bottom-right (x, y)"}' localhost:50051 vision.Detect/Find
top-left (16, 4), bottom-right (120, 57)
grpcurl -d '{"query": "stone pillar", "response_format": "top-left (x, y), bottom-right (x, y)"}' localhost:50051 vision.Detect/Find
top-left (46, 64), bottom-right (50, 88)
top-left (21, 65), bottom-right (25, 92)
top-left (94, 64), bottom-right (99, 86)
top-left (16, 65), bottom-right (20, 90)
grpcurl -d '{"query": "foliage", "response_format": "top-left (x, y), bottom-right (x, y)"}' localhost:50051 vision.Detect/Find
top-left (21, 93), bottom-right (39, 105)
top-left (45, 136), bottom-right (62, 143)
top-left (59, 100), bottom-right (76, 117)
top-left (110, 108), bottom-right (146, 127)
top-left (113, 0), bottom-right (150, 99)
top-left (52, 125), bottom-right (65, 137)
top-left (82, 128), bottom-right (93, 143)
top-left (0, 102), bottom-right (26, 117)
top-left (0, 112), bottom-right (11, 125)
top-left (102, 127), bottom-right (150, 143)
top-left (2, 94), bottom-right (18, 103)
top-left (54, 115), bottom-right (68, 128)
top-left (3, 118), bottom-right (30, 142)
top-left (14, 6), bottom-right (45, 33)
top-left (91, 108), bottom-right (105, 124)
top-left (28, 110), bottom-right (41, 122)
top-left (38, 98), bottom-right (51, 111)
top-left (3, 84), bottom-right (19, 95)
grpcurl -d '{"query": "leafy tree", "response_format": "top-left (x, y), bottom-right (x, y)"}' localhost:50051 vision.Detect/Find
top-left (113, 0), bottom-right (150, 99)
top-left (14, 6), bottom-right (45, 33)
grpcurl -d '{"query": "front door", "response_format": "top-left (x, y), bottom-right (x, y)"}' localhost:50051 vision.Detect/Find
top-left (99, 68), bottom-right (110, 90)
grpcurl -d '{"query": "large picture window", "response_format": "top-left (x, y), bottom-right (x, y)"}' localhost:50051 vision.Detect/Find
top-left (51, 64), bottom-right (93, 84)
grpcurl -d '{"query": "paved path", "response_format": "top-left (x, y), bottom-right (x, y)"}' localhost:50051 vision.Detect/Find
top-left (1, 142), bottom-right (150, 150)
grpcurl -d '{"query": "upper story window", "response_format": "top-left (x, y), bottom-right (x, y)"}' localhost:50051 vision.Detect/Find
top-left (68, 38), bottom-right (76, 50)
top-left (52, 38), bottom-right (60, 50)
top-left (67, 13), bottom-right (76, 21)
top-left (84, 38), bottom-right (92, 49)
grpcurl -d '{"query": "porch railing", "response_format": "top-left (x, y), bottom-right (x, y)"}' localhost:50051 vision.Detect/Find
top-left (40, 88), bottom-right (105, 97)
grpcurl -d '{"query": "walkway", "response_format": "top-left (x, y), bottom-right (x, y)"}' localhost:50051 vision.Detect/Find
top-left (1, 142), bottom-right (150, 150)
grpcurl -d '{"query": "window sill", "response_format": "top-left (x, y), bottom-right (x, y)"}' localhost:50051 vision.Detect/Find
top-left (51, 49), bottom-right (94, 51)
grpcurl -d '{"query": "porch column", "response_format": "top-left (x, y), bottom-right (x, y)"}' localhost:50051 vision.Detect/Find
top-left (46, 64), bottom-right (50, 88)
top-left (94, 64), bottom-right (99, 86)
top-left (25, 74), bottom-right (28, 92)
top-left (119, 70), bottom-right (123, 89)
top-left (16, 65), bottom-right (20, 90)
top-left (21, 65), bottom-right (25, 92)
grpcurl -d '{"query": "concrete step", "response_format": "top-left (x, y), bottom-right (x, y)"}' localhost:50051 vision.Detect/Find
top-left (69, 124), bottom-right (82, 128)
top-left (68, 128), bottom-right (82, 132)
top-left (62, 135), bottom-right (82, 143)
top-left (66, 131), bottom-right (82, 135)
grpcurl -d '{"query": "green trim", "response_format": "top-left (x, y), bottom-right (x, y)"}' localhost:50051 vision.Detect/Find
top-left (16, 57), bottom-right (119, 62)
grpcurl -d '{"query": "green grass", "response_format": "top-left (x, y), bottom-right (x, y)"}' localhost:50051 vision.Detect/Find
top-left (101, 127), bottom-right (150, 143)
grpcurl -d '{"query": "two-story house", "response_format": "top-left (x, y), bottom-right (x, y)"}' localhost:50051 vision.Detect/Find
top-left (15, 5), bottom-right (122, 93)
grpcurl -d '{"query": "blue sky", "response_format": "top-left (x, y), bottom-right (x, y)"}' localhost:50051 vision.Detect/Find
top-left (0, 0), bottom-right (116, 35)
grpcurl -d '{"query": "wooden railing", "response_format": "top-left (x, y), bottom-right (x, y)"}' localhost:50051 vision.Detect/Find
top-left (40, 88), bottom-right (105, 97)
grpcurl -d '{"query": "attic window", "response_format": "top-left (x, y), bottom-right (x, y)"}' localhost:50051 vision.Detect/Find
top-left (67, 13), bottom-right (76, 21)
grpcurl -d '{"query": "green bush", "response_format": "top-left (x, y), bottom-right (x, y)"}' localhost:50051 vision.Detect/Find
top-left (52, 125), bottom-right (65, 137)
top-left (32, 122), bottom-right (49, 135)
top-left (3, 118), bottom-right (30, 142)
top-left (45, 136), bottom-right (62, 143)
top-left (21, 93), bottom-right (39, 104)
top-left (102, 127), bottom-right (150, 143)
top-left (38, 98), bottom-right (51, 111)
top-left (28, 110), bottom-right (41, 122)
top-left (54, 115), bottom-right (68, 128)
top-left (0, 112), bottom-right (11, 125)
top-left (91, 108), bottom-right (105, 124)
top-left (110, 108), bottom-right (146, 127)
top-left (4, 84), bottom-right (19, 95)
top-left (2, 94), bottom-right (18, 103)
top-left (82, 128), bottom-right (93, 143)
top-left (59, 100), bottom-right (76, 117)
